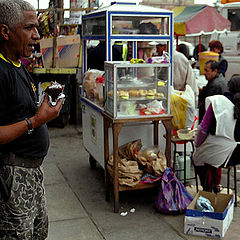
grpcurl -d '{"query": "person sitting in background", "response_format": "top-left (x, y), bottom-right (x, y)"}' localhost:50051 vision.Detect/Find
top-left (197, 60), bottom-right (228, 192)
top-left (193, 43), bottom-right (206, 62)
top-left (209, 40), bottom-right (228, 77)
top-left (198, 60), bottom-right (228, 123)
top-left (193, 76), bottom-right (240, 193)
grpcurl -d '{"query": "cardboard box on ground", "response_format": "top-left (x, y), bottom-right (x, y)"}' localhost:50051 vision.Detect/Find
top-left (184, 190), bottom-right (234, 239)
top-left (40, 35), bottom-right (81, 68)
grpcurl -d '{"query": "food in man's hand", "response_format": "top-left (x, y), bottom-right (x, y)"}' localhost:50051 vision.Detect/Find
top-left (45, 81), bottom-right (65, 106)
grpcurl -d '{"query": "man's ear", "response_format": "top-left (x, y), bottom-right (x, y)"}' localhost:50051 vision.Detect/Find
top-left (0, 24), bottom-right (10, 40)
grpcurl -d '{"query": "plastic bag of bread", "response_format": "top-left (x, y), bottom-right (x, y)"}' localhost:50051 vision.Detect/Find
top-left (83, 69), bottom-right (104, 98)
top-left (126, 139), bottom-right (142, 161)
top-left (137, 146), bottom-right (158, 164)
top-left (118, 139), bottom-right (142, 160)
top-left (84, 69), bottom-right (104, 81)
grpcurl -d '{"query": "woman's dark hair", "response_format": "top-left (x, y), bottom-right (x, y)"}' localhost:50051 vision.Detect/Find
top-left (178, 43), bottom-right (189, 59)
top-left (193, 44), bottom-right (206, 61)
top-left (228, 75), bottom-right (240, 119)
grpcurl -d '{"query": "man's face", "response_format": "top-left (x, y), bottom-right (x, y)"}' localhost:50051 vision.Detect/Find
top-left (211, 47), bottom-right (221, 54)
top-left (157, 44), bottom-right (167, 56)
top-left (204, 63), bottom-right (217, 81)
top-left (8, 10), bottom-right (40, 60)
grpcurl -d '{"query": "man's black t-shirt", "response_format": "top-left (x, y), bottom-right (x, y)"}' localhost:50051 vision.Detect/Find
top-left (0, 57), bottom-right (49, 158)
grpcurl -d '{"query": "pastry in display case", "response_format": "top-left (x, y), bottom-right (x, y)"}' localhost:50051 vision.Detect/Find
top-left (105, 61), bottom-right (170, 119)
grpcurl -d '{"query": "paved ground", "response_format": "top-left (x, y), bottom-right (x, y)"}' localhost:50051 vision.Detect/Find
top-left (43, 125), bottom-right (240, 240)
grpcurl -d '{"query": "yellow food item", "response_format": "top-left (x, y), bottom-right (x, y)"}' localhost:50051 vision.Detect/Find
top-left (129, 90), bottom-right (140, 97)
top-left (130, 58), bottom-right (145, 64)
top-left (155, 93), bottom-right (164, 98)
top-left (158, 81), bottom-right (165, 86)
top-left (119, 90), bottom-right (129, 99)
top-left (139, 89), bottom-right (147, 96)
top-left (147, 89), bottom-right (157, 95)
top-left (146, 95), bottom-right (155, 99)
top-left (120, 95), bottom-right (129, 100)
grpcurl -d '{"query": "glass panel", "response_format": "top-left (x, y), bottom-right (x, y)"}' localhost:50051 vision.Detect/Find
top-left (105, 62), bottom-right (170, 118)
top-left (112, 16), bottom-right (169, 35)
top-left (105, 66), bottom-right (114, 115)
top-left (82, 16), bottom-right (106, 36)
top-left (137, 41), bottom-right (169, 60)
top-left (87, 41), bottom-right (130, 70)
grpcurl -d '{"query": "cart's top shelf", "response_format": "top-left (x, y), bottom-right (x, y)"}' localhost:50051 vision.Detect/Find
top-left (83, 2), bottom-right (173, 17)
top-left (82, 2), bottom-right (173, 38)
top-left (105, 61), bottom-right (170, 67)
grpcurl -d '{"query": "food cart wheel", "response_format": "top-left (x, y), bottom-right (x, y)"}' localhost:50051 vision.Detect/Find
top-left (89, 155), bottom-right (97, 169)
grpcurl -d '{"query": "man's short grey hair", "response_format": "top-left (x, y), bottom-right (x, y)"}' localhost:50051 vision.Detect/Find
top-left (0, 0), bottom-right (35, 30)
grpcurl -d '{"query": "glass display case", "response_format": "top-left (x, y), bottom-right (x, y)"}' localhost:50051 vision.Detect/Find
top-left (105, 61), bottom-right (170, 119)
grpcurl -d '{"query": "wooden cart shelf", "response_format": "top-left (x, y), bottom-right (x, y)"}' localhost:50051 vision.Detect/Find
top-left (102, 111), bottom-right (173, 213)
top-left (119, 182), bottom-right (161, 191)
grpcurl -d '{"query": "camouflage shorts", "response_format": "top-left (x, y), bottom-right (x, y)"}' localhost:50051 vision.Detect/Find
top-left (0, 165), bottom-right (48, 240)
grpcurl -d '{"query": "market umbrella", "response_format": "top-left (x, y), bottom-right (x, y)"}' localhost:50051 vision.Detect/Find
top-left (173, 5), bottom-right (231, 36)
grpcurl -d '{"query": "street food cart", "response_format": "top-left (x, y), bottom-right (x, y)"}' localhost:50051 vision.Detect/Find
top-left (80, 2), bottom-right (174, 212)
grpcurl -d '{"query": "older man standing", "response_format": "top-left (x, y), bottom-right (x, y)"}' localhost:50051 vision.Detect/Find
top-left (0, 0), bottom-right (62, 239)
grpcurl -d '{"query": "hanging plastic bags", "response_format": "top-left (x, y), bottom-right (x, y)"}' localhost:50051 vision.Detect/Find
top-left (155, 168), bottom-right (193, 214)
top-left (170, 85), bottom-right (196, 130)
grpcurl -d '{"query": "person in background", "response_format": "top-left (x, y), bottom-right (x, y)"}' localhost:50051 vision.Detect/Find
top-left (197, 59), bottom-right (228, 193)
top-left (173, 50), bottom-right (199, 105)
top-left (87, 41), bottom-right (106, 71)
top-left (178, 43), bottom-right (190, 59)
top-left (193, 43), bottom-right (206, 62)
top-left (0, 0), bottom-right (62, 239)
top-left (193, 76), bottom-right (240, 193)
top-left (198, 60), bottom-right (228, 122)
top-left (209, 40), bottom-right (228, 77)
top-left (87, 41), bottom-right (126, 71)
top-left (156, 41), bottom-right (167, 56)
